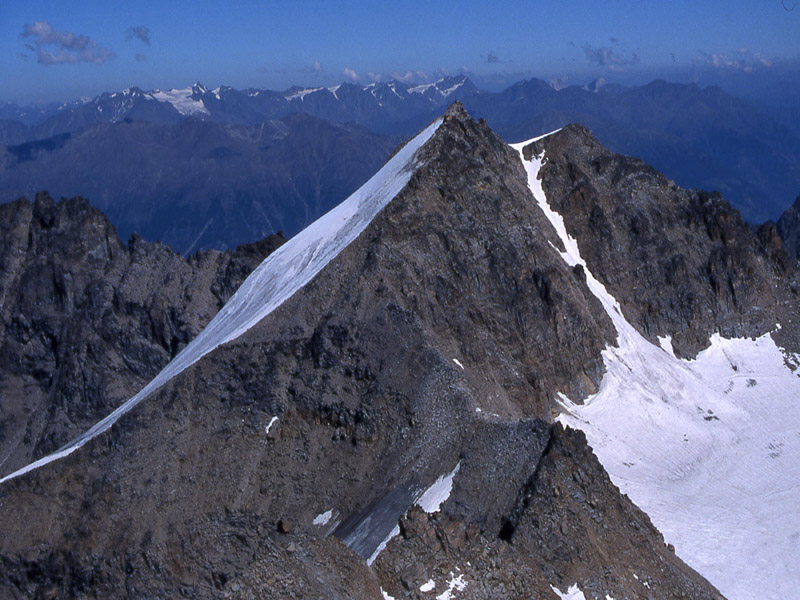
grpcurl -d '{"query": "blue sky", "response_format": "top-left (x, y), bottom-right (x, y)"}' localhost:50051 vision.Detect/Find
top-left (2, 0), bottom-right (799, 104)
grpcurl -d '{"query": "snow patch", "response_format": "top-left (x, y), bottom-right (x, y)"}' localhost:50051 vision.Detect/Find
top-left (551, 584), bottom-right (587, 600)
top-left (435, 572), bottom-right (467, 600)
top-left (313, 509), bottom-right (333, 526)
top-left (416, 463), bottom-right (460, 513)
top-left (420, 579), bottom-right (436, 592)
top-left (452, 358), bottom-right (464, 370)
top-left (366, 461), bottom-right (461, 566)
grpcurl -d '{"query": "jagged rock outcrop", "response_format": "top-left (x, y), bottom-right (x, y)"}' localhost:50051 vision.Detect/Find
top-left (776, 194), bottom-right (800, 260)
top-left (2, 105), bottom-right (792, 599)
top-left (526, 125), bottom-right (800, 357)
top-left (0, 192), bottom-right (284, 475)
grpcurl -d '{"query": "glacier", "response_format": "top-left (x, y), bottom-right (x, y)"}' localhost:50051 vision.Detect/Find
top-left (514, 137), bottom-right (800, 600)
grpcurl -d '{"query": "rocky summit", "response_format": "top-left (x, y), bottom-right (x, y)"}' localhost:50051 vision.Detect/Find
top-left (0, 104), bottom-right (798, 600)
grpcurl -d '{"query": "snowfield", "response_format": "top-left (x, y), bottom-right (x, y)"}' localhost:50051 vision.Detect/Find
top-left (150, 85), bottom-right (210, 116)
top-left (514, 138), bottom-right (800, 600)
top-left (0, 118), bottom-right (442, 486)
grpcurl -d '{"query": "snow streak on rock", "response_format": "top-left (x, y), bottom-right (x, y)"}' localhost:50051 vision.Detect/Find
top-left (381, 588), bottom-right (398, 600)
top-left (0, 118), bottom-right (443, 486)
top-left (514, 137), bottom-right (800, 600)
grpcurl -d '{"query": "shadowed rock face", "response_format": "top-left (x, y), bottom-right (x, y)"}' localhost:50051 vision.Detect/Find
top-left (776, 194), bottom-right (800, 260)
top-left (0, 192), bottom-right (284, 476)
top-left (1, 105), bottom-right (787, 599)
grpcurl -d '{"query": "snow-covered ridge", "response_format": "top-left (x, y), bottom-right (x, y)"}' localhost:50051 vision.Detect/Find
top-left (0, 117), bottom-right (443, 486)
top-left (285, 87), bottom-right (324, 101)
top-left (408, 77), bottom-right (467, 97)
top-left (513, 137), bottom-right (800, 600)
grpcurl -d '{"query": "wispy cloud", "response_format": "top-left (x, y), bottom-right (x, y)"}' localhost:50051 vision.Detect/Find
top-left (301, 60), bottom-right (323, 73)
top-left (696, 49), bottom-right (773, 72)
top-left (22, 20), bottom-right (114, 65)
top-left (487, 51), bottom-right (499, 64)
top-left (126, 26), bottom-right (151, 46)
top-left (390, 70), bottom-right (433, 83)
top-left (352, 67), bottom-right (454, 85)
top-left (583, 44), bottom-right (639, 71)
top-left (391, 70), bottom-right (416, 83)
top-left (342, 67), bottom-right (359, 81)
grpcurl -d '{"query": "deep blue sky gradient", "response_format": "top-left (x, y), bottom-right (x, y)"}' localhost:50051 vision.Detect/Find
top-left (2, 0), bottom-right (799, 104)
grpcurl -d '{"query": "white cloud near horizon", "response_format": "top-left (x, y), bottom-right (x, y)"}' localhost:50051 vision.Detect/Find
top-left (342, 67), bottom-right (359, 81)
top-left (583, 44), bottom-right (640, 71)
top-left (696, 49), bottom-right (774, 72)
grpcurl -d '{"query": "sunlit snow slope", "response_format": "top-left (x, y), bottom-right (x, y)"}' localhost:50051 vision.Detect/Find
top-left (513, 138), bottom-right (800, 600)
top-left (0, 118), bottom-right (442, 486)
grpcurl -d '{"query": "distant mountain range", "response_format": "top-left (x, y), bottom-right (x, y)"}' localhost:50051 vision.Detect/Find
top-left (0, 76), bottom-right (477, 142)
top-left (1, 75), bottom-right (799, 251)
top-left (0, 114), bottom-right (395, 254)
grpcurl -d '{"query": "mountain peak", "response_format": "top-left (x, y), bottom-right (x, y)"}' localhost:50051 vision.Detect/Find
top-left (443, 100), bottom-right (468, 119)
top-left (0, 102), bottom-right (796, 599)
